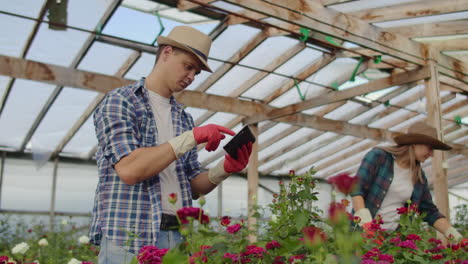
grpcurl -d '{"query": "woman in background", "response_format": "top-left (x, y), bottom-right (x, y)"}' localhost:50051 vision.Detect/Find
top-left (351, 121), bottom-right (462, 241)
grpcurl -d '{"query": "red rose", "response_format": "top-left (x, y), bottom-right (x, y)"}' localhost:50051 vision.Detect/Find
top-left (327, 173), bottom-right (358, 195)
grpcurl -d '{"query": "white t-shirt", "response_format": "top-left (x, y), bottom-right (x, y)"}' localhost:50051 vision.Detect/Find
top-left (376, 162), bottom-right (414, 230)
top-left (147, 89), bottom-right (182, 214)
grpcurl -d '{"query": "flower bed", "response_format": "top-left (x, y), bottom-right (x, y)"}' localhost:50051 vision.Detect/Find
top-left (1, 170), bottom-right (467, 264)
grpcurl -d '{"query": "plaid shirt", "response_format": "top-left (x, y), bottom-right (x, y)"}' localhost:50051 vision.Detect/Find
top-left (351, 147), bottom-right (445, 226)
top-left (89, 78), bottom-right (201, 254)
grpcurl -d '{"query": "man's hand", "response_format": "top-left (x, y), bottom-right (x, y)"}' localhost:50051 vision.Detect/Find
top-left (208, 142), bottom-right (253, 185)
top-left (224, 142), bottom-right (252, 173)
top-left (193, 124), bottom-right (235, 151)
top-left (169, 124), bottom-right (234, 158)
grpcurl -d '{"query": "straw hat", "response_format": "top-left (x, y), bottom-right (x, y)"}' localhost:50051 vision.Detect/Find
top-left (157, 26), bottom-right (212, 72)
top-left (394, 121), bottom-right (452, 150)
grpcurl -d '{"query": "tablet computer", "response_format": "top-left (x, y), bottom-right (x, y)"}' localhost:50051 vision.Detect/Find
top-left (223, 125), bottom-right (256, 159)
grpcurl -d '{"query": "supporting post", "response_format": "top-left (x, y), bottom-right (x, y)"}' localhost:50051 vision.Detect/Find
top-left (217, 182), bottom-right (223, 219)
top-left (247, 124), bottom-right (259, 243)
top-left (424, 49), bottom-right (449, 241)
top-left (0, 152), bottom-right (5, 209)
top-left (49, 157), bottom-right (59, 231)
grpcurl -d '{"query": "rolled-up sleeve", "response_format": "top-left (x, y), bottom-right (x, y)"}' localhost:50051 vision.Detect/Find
top-left (351, 149), bottom-right (378, 197)
top-left (94, 93), bottom-right (141, 166)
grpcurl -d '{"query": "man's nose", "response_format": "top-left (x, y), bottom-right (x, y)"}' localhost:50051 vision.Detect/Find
top-left (187, 71), bottom-right (195, 83)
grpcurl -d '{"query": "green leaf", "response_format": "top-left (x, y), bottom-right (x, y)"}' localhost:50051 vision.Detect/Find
top-left (162, 249), bottom-right (189, 264)
top-left (294, 213), bottom-right (309, 231)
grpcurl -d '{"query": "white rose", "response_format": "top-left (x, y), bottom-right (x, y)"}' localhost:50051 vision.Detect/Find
top-left (12, 242), bottom-right (29, 255)
top-left (67, 258), bottom-right (82, 264)
top-left (38, 238), bottom-right (48, 247)
top-left (271, 214), bottom-right (278, 222)
top-left (33, 261), bottom-right (40, 264)
top-left (78, 235), bottom-right (90, 245)
top-left (61, 219), bottom-right (68, 225)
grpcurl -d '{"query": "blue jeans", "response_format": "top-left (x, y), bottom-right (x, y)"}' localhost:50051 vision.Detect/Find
top-left (98, 237), bottom-right (135, 264)
top-left (156, 229), bottom-right (184, 249)
top-left (98, 231), bottom-right (183, 264)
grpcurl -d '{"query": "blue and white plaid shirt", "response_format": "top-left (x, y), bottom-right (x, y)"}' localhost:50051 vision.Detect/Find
top-left (89, 78), bottom-right (201, 254)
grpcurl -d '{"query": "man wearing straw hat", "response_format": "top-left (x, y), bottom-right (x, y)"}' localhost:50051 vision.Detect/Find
top-left (351, 121), bottom-right (462, 240)
top-left (90, 26), bottom-right (252, 263)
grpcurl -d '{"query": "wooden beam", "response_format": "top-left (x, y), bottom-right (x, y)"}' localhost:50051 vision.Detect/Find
top-left (177, 0), bottom-right (215, 11)
top-left (244, 67), bottom-right (431, 125)
top-left (320, 0), bottom-right (357, 6)
top-left (220, 0), bottom-right (467, 81)
top-left (425, 54), bottom-right (450, 223)
top-left (440, 75), bottom-right (468, 93)
top-left (388, 19), bottom-right (468, 38)
top-left (424, 38), bottom-right (468, 52)
top-left (349, 0), bottom-right (468, 23)
top-left (0, 55), bottom-right (131, 93)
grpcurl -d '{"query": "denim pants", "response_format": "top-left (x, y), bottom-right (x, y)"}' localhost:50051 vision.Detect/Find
top-left (98, 230), bottom-right (183, 264)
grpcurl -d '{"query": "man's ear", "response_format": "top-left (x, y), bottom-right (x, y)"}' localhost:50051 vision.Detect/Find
top-left (161, 46), bottom-right (173, 61)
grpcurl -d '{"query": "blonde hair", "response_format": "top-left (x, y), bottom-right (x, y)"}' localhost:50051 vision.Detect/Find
top-left (378, 145), bottom-right (423, 184)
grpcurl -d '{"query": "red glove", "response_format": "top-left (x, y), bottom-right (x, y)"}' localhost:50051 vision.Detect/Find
top-left (193, 124), bottom-right (235, 151)
top-left (224, 142), bottom-right (252, 173)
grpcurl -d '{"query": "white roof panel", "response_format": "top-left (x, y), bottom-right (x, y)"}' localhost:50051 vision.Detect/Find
top-left (0, 79), bottom-right (55, 149)
top-left (0, 14), bottom-right (36, 57)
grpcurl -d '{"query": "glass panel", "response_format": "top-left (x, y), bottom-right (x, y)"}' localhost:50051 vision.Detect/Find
top-left (0, 14), bottom-right (36, 57)
top-left (209, 24), bottom-right (261, 61)
top-left (103, 7), bottom-right (217, 45)
top-left (240, 36), bottom-right (299, 69)
top-left (261, 132), bottom-right (337, 174)
top-left (0, 79), bottom-right (55, 149)
top-left (0, 76), bottom-right (11, 100)
top-left (67, 0), bottom-right (114, 31)
top-left (54, 163), bottom-right (98, 213)
top-left (0, 0), bottom-right (45, 18)
top-left (28, 87), bottom-right (99, 154)
top-left (1, 158), bottom-right (53, 211)
top-left (62, 115), bottom-right (97, 156)
top-left (26, 24), bottom-right (90, 67)
top-left (78, 42), bottom-right (135, 75)
top-left (258, 123), bottom-right (292, 145)
top-left (205, 66), bottom-right (259, 96)
top-left (222, 177), bottom-right (248, 216)
top-left (185, 107), bottom-right (208, 122)
top-left (242, 48), bottom-right (322, 101)
top-left (308, 57), bottom-right (359, 87)
top-left (188, 60), bottom-right (224, 90)
top-left (124, 52), bottom-right (156, 80)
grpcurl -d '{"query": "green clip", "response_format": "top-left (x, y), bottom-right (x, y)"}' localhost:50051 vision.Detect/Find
top-left (331, 81), bottom-right (339, 91)
top-left (95, 23), bottom-right (102, 39)
top-left (454, 115), bottom-right (462, 125)
top-left (384, 100), bottom-right (390, 107)
top-left (151, 11), bottom-right (165, 46)
top-left (325, 36), bottom-right (340, 46)
top-left (299, 28), bottom-right (310, 42)
top-left (294, 79), bottom-right (306, 101)
top-left (374, 55), bottom-right (382, 64)
top-left (349, 57), bottom-right (364, 82)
